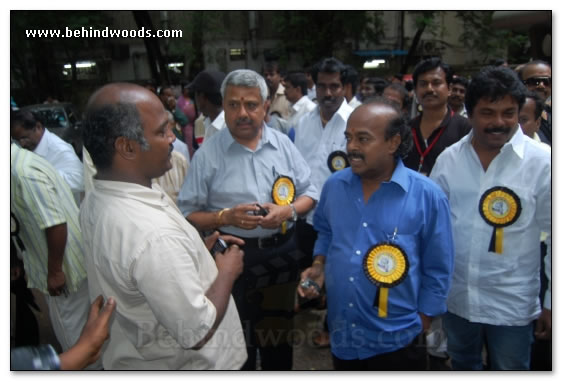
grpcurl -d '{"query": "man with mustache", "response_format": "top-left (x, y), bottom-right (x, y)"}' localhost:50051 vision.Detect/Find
top-left (177, 70), bottom-right (318, 370)
top-left (519, 60), bottom-right (551, 145)
top-left (264, 61), bottom-right (292, 120)
top-left (297, 99), bottom-right (454, 370)
top-left (80, 83), bottom-right (247, 369)
top-left (430, 66), bottom-right (551, 370)
top-left (404, 58), bottom-right (472, 176)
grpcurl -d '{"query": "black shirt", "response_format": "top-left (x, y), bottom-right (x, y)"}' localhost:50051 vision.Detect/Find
top-left (404, 107), bottom-right (472, 175)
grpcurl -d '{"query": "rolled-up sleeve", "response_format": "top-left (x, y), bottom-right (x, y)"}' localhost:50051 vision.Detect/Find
top-left (177, 150), bottom-right (211, 217)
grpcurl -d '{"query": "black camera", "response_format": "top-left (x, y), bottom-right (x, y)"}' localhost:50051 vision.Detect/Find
top-left (252, 203), bottom-right (268, 217)
top-left (211, 238), bottom-right (228, 255)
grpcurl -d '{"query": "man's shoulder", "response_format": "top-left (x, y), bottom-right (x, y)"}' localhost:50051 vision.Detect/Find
top-left (406, 167), bottom-right (447, 198)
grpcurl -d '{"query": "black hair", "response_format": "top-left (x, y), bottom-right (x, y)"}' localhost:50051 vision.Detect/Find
top-left (413, 57), bottom-right (453, 86)
top-left (490, 58), bottom-right (507, 67)
top-left (451, 75), bottom-right (469, 88)
top-left (465, 66), bottom-right (527, 117)
top-left (523, 90), bottom-right (544, 120)
top-left (383, 83), bottom-right (409, 109)
top-left (11, 110), bottom-right (38, 130)
top-left (363, 97), bottom-right (412, 159)
top-left (365, 77), bottom-right (389, 96)
top-left (342, 65), bottom-right (359, 95)
top-left (284, 72), bottom-right (308, 96)
top-left (82, 102), bottom-right (148, 170)
top-left (312, 57), bottom-right (347, 84)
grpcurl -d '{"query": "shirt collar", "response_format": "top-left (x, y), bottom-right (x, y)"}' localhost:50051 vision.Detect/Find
top-left (220, 122), bottom-right (278, 152)
top-left (292, 96), bottom-right (310, 112)
top-left (93, 178), bottom-right (169, 207)
top-left (212, 110), bottom-right (225, 129)
top-left (33, 128), bottom-right (50, 157)
top-left (313, 98), bottom-right (351, 124)
top-left (464, 126), bottom-right (526, 160)
top-left (339, 158), bottom-right (410, 192)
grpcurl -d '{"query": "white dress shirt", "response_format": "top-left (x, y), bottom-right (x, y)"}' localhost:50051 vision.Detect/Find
top-left (80, 180), bottom-right (247, 369)
top-left (34, 128), bottom-right (84, 205)
top-left (294, 100), bottom-right (354, 225)
top-left (288, 95), bottom-right (317, 130)
top-left (202, 110), bottom-right (226, 145)
top-left (430, 128), bottom-right (551, 325)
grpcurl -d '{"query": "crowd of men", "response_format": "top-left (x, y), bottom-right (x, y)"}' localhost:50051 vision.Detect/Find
top-left (10, 55), bottom-right (551, 370)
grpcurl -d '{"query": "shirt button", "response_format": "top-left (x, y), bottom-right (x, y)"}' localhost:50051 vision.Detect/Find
top-left (351, 323), bottom-right (356, 328)
top-left (349, 277), bottom-right (354, 282)
top-left (355, 250), bottom-right (361, 255)
top-left (349, 303), bottom-right (354, 308)
top-left (363, 222), bottom-right (368, 227)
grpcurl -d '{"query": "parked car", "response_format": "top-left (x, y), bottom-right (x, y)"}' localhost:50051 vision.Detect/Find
top-left (21, 103), bottom-right (83, 158)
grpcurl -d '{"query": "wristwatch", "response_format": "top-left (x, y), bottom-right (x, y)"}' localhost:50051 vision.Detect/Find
top-left (289, 203), bottom-right (298, 222)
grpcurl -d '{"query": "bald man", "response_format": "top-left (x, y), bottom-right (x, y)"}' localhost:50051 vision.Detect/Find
top-left (298, 100), bottom-right (454, 370)
top-left (79, 83), bottom-right (247, 370)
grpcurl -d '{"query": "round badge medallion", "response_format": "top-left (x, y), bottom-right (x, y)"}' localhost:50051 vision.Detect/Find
top-left (271, 176), bottom-right (296, 206)
top-left (363, 243), bottom-right (409, 288)
top-left (327, 151), bottom-right (349, 173)
top-left (479, 187), bottom-right (521, 228)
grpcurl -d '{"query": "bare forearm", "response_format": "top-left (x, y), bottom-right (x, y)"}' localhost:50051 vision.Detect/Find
top-left (294, 196), bottom-right (315, 217)
top-left (187, 211), bottom-right (225, 231)
top-left (45, 223), bottom-right (67, 272)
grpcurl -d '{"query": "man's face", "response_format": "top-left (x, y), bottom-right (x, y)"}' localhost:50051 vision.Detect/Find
top-left (345, 105), bottom-right (400, 180)
top-left (360, 83), bottom-right (376, 100)
top-left (316, 71), bottom-right (345, 117)
top-left (264, 67), bottom-right (281, 93)
top-left (223, 85), bottom-right (266, 143)
top-left (11, 122), bottom-right (43, 151)
top-left (415, 67), bottom-right (450, 110)
top-left (284, 82), bottom-right (302, 104)
top-left (522, 64), bottom-right (551, 101)
top-left (159, 88), bottom-right (174, 108)
top-left (470, 95), bottom-right (519, 151)
top-left (383, 88), bottom-right (404, 110)
top-left (136, 95), bottom-right (176, 179)
top-left (448, 83), bottom-right (466, 109)
top-left (519, 97), bottom-right (541, 139)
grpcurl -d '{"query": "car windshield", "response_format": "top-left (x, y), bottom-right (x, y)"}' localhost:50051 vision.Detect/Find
top-left (34, 108), bottom-right (68, 129)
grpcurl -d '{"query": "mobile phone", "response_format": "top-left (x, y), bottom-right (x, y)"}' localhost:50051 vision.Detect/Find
top-left (211, 238), bottom-right (228, 255)
top-left (300, 278), bottom-right (321, 294)
top-left (252, 203), bottom-right (268, 217)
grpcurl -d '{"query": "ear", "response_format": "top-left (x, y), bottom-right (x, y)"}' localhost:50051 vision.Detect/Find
top-left (114, 136), bottom-right (137, 161)
top-left (388, 133), bottom-right (402, 155)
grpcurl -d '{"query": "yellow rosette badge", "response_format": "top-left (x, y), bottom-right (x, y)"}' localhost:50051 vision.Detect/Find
top-left (363, 243), bottom-right (409, 318)
top-left (479, 186), bottom-right (521, 254)
top-left (271, 176), bottom-right (296, 234)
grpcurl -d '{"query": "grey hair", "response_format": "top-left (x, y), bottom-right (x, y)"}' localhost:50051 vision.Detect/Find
top-left (220, 69), bottom-right (269, 102)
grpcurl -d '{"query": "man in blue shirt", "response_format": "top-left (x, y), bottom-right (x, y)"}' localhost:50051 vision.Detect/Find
top-left (298, 99), bottom-right (454, 370)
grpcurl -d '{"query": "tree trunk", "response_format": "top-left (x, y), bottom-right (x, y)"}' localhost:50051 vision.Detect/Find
top-left (132, 10), bottom-right (169, 84)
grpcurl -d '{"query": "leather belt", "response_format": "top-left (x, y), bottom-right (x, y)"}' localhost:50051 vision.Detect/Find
top-left (238, 227), bottom-right (295, 250)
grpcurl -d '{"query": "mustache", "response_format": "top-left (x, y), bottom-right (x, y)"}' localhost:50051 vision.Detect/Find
top-left (484, 126), bottom-right (511, 134)
top-left (347, 151), bottom-right (364, 160)
top-left (423, 92), bottom-right (436, 98)
top-left (235, 118), bottom-right (252, 126)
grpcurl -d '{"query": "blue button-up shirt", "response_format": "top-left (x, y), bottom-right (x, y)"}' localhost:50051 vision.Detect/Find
top-left (313, 159), bottom-right (454, 359)
top-left (178, 123), bottom-right (318, 238)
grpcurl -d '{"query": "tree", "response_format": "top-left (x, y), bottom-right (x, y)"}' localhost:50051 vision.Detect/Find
top-left (400, 11), bottom-right (437, 74)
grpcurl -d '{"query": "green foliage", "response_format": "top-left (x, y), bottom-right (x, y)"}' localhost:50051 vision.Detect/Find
top-left (455, 11), bottom-right (528, 63)
top-left (271, 11), bottom-right (385, 65)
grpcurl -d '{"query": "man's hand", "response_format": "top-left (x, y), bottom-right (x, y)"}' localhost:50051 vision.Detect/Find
top-left (215, 244), bottom-right (244, 281)
top-left (47, 270), bottom-right (66, 296)
top-left (204, 231), bottom-right (245, 252)
top-left (297, 261), bottom-right (325, 299)
top-left (224, 203), bottom-right (263, 230)
top-left (59, 295), bottom-right (116, 370)
top-left (535, 308), bottom-right (551, 340)
top-left (259, 203), bottom-right (291, 229)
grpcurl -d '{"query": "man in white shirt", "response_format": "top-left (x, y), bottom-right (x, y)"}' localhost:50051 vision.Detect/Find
top-left (80, 83), bottom-right (247, 370)
top-left (430, 66), bottom-right (551, 370)
top-left (343, 65), bottom-right (362, 109)
top-left (11, 110), bottom-right (84, 205)
top-left (284, 72), bottom-right (316, 130)
top-left (188, 70), bottom-right (227, 145)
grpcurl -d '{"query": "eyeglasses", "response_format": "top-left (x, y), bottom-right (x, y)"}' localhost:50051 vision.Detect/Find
top-left (523, 77), bottom-right (551, 87)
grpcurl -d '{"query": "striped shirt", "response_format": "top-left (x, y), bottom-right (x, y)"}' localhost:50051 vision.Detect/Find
top-left (10, 143), bottom-right (86, 294)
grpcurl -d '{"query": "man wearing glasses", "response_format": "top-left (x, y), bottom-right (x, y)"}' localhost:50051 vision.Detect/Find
top-left (520, 60), bottom-right (551, 145)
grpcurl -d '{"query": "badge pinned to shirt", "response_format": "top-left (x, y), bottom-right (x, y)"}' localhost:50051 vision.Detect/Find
top-left (327, 150), bottom-right (349, 173)
top-left (479, 186), bottom-right (522, 254)
top-left (271, 167), bottom-right (296, 234)
top-left (363, 229), bottom-right (409, 318)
